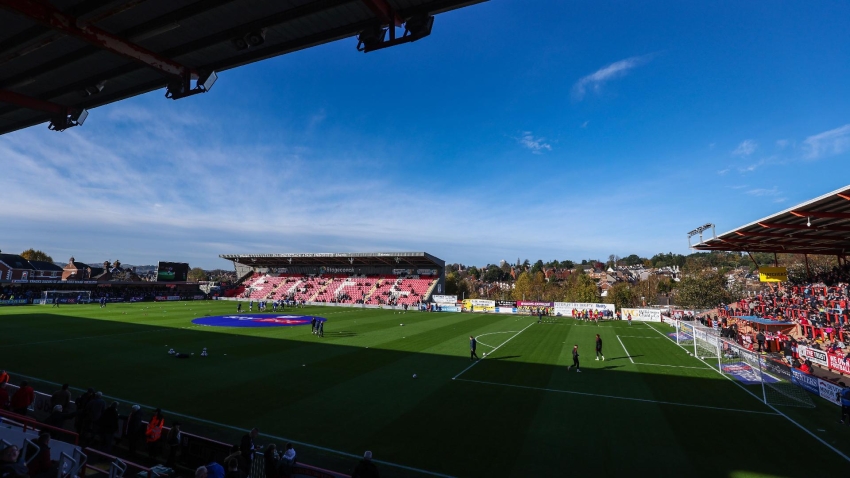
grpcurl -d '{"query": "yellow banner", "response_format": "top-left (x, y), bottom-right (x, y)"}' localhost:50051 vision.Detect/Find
top-left (758, 267), bottom-right (787, 282)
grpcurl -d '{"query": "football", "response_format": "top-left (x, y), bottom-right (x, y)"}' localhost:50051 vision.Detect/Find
top-left (412, 374), bottom-right (417, 379)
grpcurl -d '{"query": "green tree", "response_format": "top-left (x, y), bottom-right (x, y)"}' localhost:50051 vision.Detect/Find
top-left (564, 273), bottom-right (600, 303)
top-left (188, 267), bottom-right (208, 282)
top-left (20, 249), bottom-right (53, 263)
top-left (606, 282), bottom-right (636, 309)
top-left (512, 271), bottom-right (533, 301)
top-left (675, 271), bottom-right (735, 308)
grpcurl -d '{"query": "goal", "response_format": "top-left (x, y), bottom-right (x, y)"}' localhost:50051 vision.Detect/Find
top-left (40, 290), bottom-right (92, 305)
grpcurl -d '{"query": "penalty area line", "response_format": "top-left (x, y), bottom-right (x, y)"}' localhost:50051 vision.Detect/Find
top-left (616, 335), bottom-right (634, 364)
top-left (455, 378), bottom-right (779, 416)
top-left (641, 322), bottom-right (850, 463)
top-left (452, 322), bottom-right (535, 380)
top-left (6, 370), bottom-right (456, 478)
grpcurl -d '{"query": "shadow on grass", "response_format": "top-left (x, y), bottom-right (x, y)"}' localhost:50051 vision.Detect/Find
top-left (0, 310), bottom-right (847, 478)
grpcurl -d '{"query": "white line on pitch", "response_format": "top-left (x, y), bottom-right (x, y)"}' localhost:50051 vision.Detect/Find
top-left (455, 378), bottom-right (778, 416)
top-left (641, 321), bottom-right (850, 463)
top-left (452, 322), bottom-right (535, 380)
top-left (634, 363), bottom-right (711, 370)
top-left (474, 331), bottom-right (519, 350)
top-left (6, 370), bottom-right (456, 478)
top-left (616, 335), bottom-right (634, 364)
top-left (616, 336), bottom-right (663, 339)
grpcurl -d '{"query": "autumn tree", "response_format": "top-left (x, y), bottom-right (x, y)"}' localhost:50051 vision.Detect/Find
top-left (20, 249), bottom-right (53, 263)
top-left (188, 267), bottom-right (209, 282)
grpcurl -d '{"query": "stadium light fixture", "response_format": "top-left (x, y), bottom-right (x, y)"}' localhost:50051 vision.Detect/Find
top-left (807, 216), bottom-right (811, 227)
top-left (165, 70), bottom-right (218, 99)
top-left (48, 108), bottom-right (88, 132)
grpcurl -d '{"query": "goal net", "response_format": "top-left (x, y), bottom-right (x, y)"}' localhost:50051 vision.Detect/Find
top-left (40, 290), bottom-right (92, 305)
top-left (685, 320), bottom-right (814, 408)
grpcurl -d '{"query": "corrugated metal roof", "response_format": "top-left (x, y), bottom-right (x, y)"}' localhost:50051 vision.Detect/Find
top-left (0, 0), bottom-right (485, 135)
top-left (693, 184), bottom-right (850, 256)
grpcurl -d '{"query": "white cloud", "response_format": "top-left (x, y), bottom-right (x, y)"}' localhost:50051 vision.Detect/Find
top-left (717, 169), bottom-right (729, 175)
top-left (581, 121), bottom-right (589, 128)
top-left (776, 139), bottom-right (789, 148)
top-left (746, 187), bottom-right (780, 197)
top-left (803, 124), bottom-right (850, 159)
top-left (572, 55), bottom-right (652, 100)
top-left (516, 131), bottom-right (552, 154)
top-left (732, 139), bottom-right (758, 157)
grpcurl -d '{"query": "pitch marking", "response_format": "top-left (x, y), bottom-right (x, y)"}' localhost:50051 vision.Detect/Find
top-left (452, 322), bottom-right (535, 380)
top-left (616, 335), bottom-right (634, 364)
top-left (455, 378), bottom-right (778, 416)
top-left (642, 321), bottom-right (850, 463)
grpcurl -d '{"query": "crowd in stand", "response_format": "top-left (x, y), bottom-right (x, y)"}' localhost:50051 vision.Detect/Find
top-left (709, 278), bottom-right (850, 380)
top-left (0, 371), bottom-right (379, 478)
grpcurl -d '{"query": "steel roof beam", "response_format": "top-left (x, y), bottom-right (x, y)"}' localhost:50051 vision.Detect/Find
top-left (360, 0), bottom-right (404, 26)
top-left (758, 222), bottom-right (850, 232)
top-left (790, 210), bottom-right (850, 220)
top-left (0, 0), bottom-right (193, 79)
top-left (735, 231), bottom-right (846, 241)
top-left (0, 89), bottom-right (86, 130)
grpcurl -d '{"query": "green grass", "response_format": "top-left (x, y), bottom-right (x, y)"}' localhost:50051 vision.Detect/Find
top-left (0, 303), bottom-right (848, 477)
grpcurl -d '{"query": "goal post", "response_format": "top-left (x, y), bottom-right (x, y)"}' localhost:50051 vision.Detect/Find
top-left (39, 290), bottom-right (92, 305)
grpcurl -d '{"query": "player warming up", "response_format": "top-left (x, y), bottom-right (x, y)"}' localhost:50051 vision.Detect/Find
top-left (469, 336), bottom-right (479, 361)
top-left (595, 334), bottom-right (604, 361)
top-left (569, 344), bottom-right (581, 372)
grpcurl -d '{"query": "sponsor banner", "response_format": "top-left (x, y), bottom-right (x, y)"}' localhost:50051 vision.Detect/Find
top-left (435, 305), bottom-right (461, 312)
top-left (797, 345), bottom-right (829, 367)
top-left (827, 353), bottom-right (850, 374)
top-left (193, 295), bottom-right (206, 300)
top-left (11, 279), bottom-right (97, 284)
top-left (155, 295), bottom-right (182, 302)
top-left (516, 301), bottom-right (553, 307)
top-left (762, 357), bottom-right (792, 380)
top-left (621, 308), bottom-right (662, 322)
top-left (496, 300), bottom-right (517, 307)
top-left (105, 298), bottom-right (125, 303)
top-left (818, 379), bottom-right (842, 406)
top-left (319, 266), bottom-right (354, 274)
top-left (0, 299), bottom-right (27, 306)
top-left (553, 302), bottom-right (614, 316)
top-left (432, 294), bottom-right (458, 304)
top-left (494, 307), bottom-right (516, 314)
top-left (465, 299), bottom-right (495, 307)
top-left (758, 267), bottom-right (787, 283)
top-left (392, 268), bottom-right (413, 275)
top-left (720, 362), bottom-right (779, 385)
top-left (790, 368), bottom-right (820, 395)
top-left (417, 269), bottom-right (437, 276)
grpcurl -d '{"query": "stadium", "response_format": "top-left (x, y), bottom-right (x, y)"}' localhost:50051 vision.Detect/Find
top-left (2, 2), bottom-right (850, 478)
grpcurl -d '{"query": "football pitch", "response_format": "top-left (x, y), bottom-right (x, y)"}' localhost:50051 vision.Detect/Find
top-left (0, 303), bottom-right (847, 477)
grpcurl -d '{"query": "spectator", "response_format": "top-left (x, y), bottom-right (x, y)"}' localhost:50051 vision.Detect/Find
top-left (280, 443), bottom-right (296, 477)
top-left (125, 405), bottom-right (144, 455)
top-left (0, 370), bottom-right (8, 387)
top-left (27, 433), bottom-right (57, 478)
top-left (0, 383), bottom-right (9, 411)
top-left (146, 408), bottom-right (165, 458)
top-left (84, 392), bottom-right (106, 436)
top-left (263, 445), bottom-right (279, 478)
top-left (224, 458), bottom-right (243, 478)
top-left (239, 428), bottom-right (258, 471)
top-left (10, 381), bottom-right (34, 416)
top-left (98, 402), bottom-right (120, 453)
top-left (49, 384), bottom-right (71, 412)
top-left (351, 451), bottom-right (379, 478)
top-left (0, 445), bottom-right (28, 478)
top-left (165, 421), bottom-right (182, 467)
top-left (196, 462), bottom-right (225, 478)
top-left (74, 388), bottom-right (95, 434)
top-left (43, 405), bottom-right (75, 429)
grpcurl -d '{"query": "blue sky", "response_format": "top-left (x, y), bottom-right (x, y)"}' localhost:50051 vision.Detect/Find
top-left (2, 0), bottom-right (850, 269)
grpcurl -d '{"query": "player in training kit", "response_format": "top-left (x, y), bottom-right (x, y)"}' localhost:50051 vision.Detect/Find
top-left (569, 345), bottom-right (581, 372)
top-left (595, 334), bottom-right (604, 360)
top-left (237, 302), bottom-right (242, 313)
top-left (627, 313), bottom-right (632, 326)
top-left (470, 336), bottom-right (479, 361)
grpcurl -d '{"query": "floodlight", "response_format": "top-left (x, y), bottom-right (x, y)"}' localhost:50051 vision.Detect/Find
top-left (807, 217), bottom-right (811, 227)
top-left (47, 108), bottom-right (88, 131)
top-left (232, 36), bottom-right (248, 50)
top-left (357, 25), bottom-right (387, 51)
top-left (246, 29), bottom-right (266, 47)
top-left (197, 71), bottom-right (218, 92)
top-left (404, 15), bottom-right (434, 40)
top-left (83, 81), bottom-right (105, 97)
